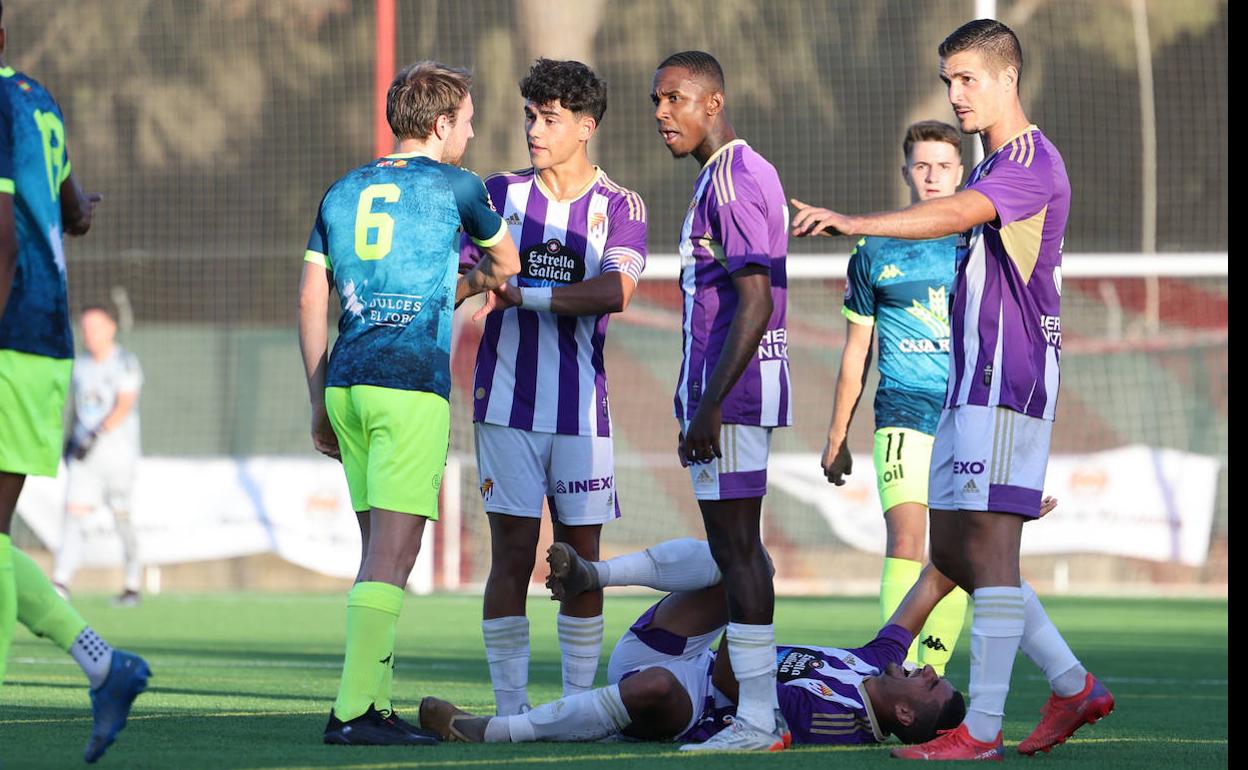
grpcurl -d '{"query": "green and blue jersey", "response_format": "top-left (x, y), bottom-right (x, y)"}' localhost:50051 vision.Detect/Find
top-left (0, 68), bottom-right (74, 360)
top-left (305, 153), bottom-right (506, 400)
top-left (842, 235), bottom-right (955, 436)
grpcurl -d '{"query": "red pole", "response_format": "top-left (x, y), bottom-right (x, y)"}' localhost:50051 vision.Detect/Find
top-left (373, 0), bottom-right (396, 158)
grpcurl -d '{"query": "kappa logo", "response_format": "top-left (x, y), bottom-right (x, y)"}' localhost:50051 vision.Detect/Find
top-left (480, 478), bottom-right (495, 501)
top-left (506, 212), bottom-right (522, 226)
top-left (922, 635), bottom-right (948, 652)
top-left (878, 264), bottom-right (905, 281)
top-left (962, 479), bottom-right (979, 494)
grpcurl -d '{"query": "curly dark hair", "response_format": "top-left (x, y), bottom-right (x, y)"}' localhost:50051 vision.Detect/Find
top-left (519, 58), bottom-right (608, 124)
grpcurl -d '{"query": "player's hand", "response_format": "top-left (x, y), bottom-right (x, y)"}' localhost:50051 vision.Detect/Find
top-left (821, 436), bottom-right (853, 485)
top-left (310, 404), bottom-right (341, 462)
top-left (1038, 495), bottom-right (1058, 518)
top-left (66, 191), bottom-right (103, 237)
top-left (66, 430), bottom-right (98, 461)
top-left (682, 402), bottom-right (722, 466)
top-left (790, 198), bottom-right (854, 238)
top-left (471, 284), bottom-right (522, 322)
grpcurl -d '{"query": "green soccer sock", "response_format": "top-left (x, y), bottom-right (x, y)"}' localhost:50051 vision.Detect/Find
top-left (881, 557), bottom-right (923, 665)
top-left (0, 535), bottom-right (15, 686)
top-left (918, 585), bottom-right (968, 676)
top-left (376, 650), bottom-right (395, 714)
top-left (332, 581), bottom-right (404, 721)
top-left (12, 547), bottom-right (87, 650)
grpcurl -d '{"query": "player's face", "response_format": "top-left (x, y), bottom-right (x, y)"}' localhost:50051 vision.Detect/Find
top-left (941, 50), bottom-right (1013, 135)
top-left (524, 100), bottom-right (592, 172)
top-left (879, 662), bottom-right (958, 714)
top-left (442, 94), bottom-right (476, 166)
top-left (651, 67), bottom-right (711, 159)
top-left (903, 141), bottom-right (964, 203)
top-left (80, 310), bottom-right (116, 356)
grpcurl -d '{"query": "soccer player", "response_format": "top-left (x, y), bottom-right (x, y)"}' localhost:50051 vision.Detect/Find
top-left (53, 304), bottom-right (145, 606)
top-left (790, 19), bottom-right (1113, 760)
top-left (650, 51), bottom-right (791, 751)
top-left (298, 60), bottom-right (520, 745)
top-left (461, 59), bottom-right (647, 715)
top-left (0, 5), bottom-right (151, 761)
top-left (418, 538), bottom-right (965, 747)
top-left (821, 121), bottom-right (968, 675)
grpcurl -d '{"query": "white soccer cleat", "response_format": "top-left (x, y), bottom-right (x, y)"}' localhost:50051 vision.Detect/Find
top-left (679, 716), bottom-right (786, 752)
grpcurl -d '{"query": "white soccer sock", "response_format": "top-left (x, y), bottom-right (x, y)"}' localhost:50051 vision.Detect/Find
top-left (482, 616), bottom-right (530, 715)
top-left (1020, 581), bottom-right (1087, 697)
top-left (557, 613), bottom-right (603, 695)
top-left (965, 587), bottom-right (1025, 743)
top-left (596, 538), bottom-right (722, 592)
top-left (53, 514), bottom-right (86, 587)
top-left (116, 513), bottom-right (143, 592)
top-left (726, 622), bottom-right (779, 731)
top-left (71, 627), bottom-right (114, 689)
top-left (489, 685), bottom-right (631, 742)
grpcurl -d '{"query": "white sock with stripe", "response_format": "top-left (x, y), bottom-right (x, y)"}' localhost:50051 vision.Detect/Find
top-left (594, 537), bottom-right (722, 591)
top-left (557, 613), bottom-right (603, 695)
top-left (487, 684), bottom-right (631, 742)
top-left (1020, 581), bottom-right (1087, 697)
top-left (482, 616), bottom-right (530, 716)
top-left (965, 587), bottom-right (1025, 743)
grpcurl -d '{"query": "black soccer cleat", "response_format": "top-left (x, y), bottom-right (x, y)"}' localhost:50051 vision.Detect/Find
top-left (324, 704), bottom-right (440, 745)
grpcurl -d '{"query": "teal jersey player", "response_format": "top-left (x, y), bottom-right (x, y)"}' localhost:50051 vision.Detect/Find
top-left (304, 154), bottom-right (506, 399)
top-left (842, 234), bottom-right (955, 436)
top-left (0, 67), bottom-right (73, 359)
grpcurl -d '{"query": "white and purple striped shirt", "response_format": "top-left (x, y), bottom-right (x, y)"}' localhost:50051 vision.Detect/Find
top-left (949, 125), bottom-right (1070, 420)
top-left (461, 168), bottom-right (647, 437)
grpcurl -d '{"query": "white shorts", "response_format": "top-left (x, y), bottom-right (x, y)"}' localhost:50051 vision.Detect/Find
top-left (928, 405), bottom-right (1052, 518)
top-left (682, 422), bottom-right (772, 501)
top-left (607, 600), bottom-right (725, 739)
top-left (474, 422), bottom-right (619, 526)
top-left (65, 438), bottom-right (137, 512)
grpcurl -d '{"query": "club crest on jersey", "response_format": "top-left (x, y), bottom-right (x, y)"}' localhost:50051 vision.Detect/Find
top-left (480, 478), bottom-right (495, 501)
top-left (589, 212), bottom-right (607, 235)
top-left (522, 238), bottom-right (584, 285)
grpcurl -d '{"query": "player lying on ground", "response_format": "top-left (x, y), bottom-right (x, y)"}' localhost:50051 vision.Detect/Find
top-left (420, 538), bottom-right (966, 748)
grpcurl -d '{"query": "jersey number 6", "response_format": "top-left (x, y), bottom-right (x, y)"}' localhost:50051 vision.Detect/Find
top-left (355, 183), bottom-right (401, 261)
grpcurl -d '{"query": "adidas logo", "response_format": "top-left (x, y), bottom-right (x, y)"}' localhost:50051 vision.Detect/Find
top-left (506, 213), bottom-right (522, 226)
top-left (962, 479), bottom-right (979, 494)
top-left (922, 635), bottom-right (948, 652)
top-left (696, 468), bottom-right (714, 485)
top-left (878, 264), bottom-right (905, 281)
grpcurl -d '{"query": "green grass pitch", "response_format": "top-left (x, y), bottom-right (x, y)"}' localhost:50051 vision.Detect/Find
top-left (2, 593), bottom-right (1227, 768)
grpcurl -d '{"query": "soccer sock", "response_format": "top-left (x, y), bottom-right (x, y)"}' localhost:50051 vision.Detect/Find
top-left (70, 628), bottom-right (114, 689)
top-left (557, 613), bottom-right (603, 695)
top-left (11, 547), bottom-right (111, 686)
top-left (965, 586), bottom-right (1025, 743)
top-left (486, 684), bottom-right (631, 742)
top-left (918, 585), bottom-right (969, 676)
top-left (596, 537), bottom-right (722, 592)
top-left (482, 615), bottom-right (530, 715)
top-left (52, 513), bottom-right (85, 587)
top-left (1019, 581), bottom-right (1086, 697)
top-left (880, 557), bottom-right (922, 664)
top-left (0, 535), bottom-right (15, 687)
top-left (375, 652), bottom-right (395, 714)
top-left (726, 622), bottom-right (780, 731)
top-left (332, 581), bottom-right (403, 721)
top-left (115, 513), bottom-right (143, 593)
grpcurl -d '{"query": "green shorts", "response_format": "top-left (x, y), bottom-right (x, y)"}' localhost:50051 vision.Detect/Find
top-left (324, 385), bottom-right (449, 518)
top-left (872, 427), bottom-right (934, 513)
top-left (0, 349), bottom-right (72, 477)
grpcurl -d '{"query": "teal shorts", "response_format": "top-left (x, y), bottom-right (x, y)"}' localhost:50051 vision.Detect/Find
top-left (324, 385), bottom-right (449, 518)
top-left (0, 349), bottom-right (72, 477)
top-left (872, 427), bottom-right (934, 513)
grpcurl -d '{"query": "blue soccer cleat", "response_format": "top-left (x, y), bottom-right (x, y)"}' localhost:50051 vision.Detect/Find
top-left (85, 651), bottom-right (151, 763)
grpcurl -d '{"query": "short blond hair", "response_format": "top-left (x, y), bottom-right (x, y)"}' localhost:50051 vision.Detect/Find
top-left (387, 61), bottom-right (472, 140)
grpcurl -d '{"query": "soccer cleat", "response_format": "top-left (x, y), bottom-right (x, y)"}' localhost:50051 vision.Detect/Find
top-left (380, 708), bottom-right (443, 743)
top-left (419, 696), bottom-right (490, 742)
top-left (1017, 673), bottom-right (1115, 755)
top-left (324, 704), bottom-right (439, 745)
top-left (679, 715), bottom-right (786, 752)
top-left (776, 708), bottom-right (792, 749)
top-left (112, 590), bottom-right (141, 608)
top-left (545, 542), bottom-right (602, 601)
top-left (890, 724), bottom-right (1004, 761)
top-left (84, 651), bottom-right (151, 763)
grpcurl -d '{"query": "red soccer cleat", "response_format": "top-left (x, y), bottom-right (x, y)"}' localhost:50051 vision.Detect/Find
top-left (890, 724), bottom-right (1004, 761)
top-left (1017, 672), bottom-right (1115, 755)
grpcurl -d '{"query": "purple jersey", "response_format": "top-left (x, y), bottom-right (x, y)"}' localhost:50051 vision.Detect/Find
top-left (688, 625), bottom-right (913, 745)
top-left (462, 168), bottom-right (647, 436)
top-left (949, 125), bottom-right (1070, 420)
top-left (674, 140), bottom-right (791, 427)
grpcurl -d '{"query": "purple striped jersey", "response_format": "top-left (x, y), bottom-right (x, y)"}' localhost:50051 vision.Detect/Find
top-left (949, 125), bottom-right (1070, 420)
top-left (461, 167), bottom-right (647, 436)
top-left (675, 140), bottom-right (791, 427)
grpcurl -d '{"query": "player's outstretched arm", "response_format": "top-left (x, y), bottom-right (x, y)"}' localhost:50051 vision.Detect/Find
top-left (823, 320), bottom-right (873, 485)
top-left (297, 261), bottom-right (339, 460)
top-left (456, 231), bottom-right (520, 306)
top-left (887, 563), bottom-right (958, 637)
top-left (0, 190), bottom-right (15, 318)
top-left (790, 190), bottom-right (997, 241)
top-left (60, 174), bottom-right (102, 237)
top-left (475, 271), bottom-right (640, 322)
top-left (682, 265), bottom-right (773, 464)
